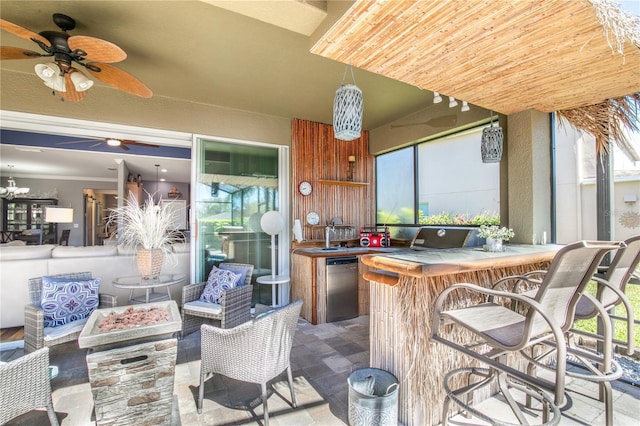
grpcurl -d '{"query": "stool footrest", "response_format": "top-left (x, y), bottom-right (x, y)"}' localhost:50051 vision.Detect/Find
top-left (442, 367), bottom-right (561, 426)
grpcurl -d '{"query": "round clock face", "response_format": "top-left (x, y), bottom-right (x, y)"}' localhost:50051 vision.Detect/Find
top-left (299, 181), bottom-right (312, 196)
top-left (306, 211), bottom-right (320, 225)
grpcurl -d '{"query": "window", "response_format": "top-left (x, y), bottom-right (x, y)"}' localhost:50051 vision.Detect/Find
top-left (376, 126), bottom-right (500, 237)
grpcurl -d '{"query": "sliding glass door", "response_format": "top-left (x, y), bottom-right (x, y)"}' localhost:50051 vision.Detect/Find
top-left (193, 138), bottom-right (288, 284)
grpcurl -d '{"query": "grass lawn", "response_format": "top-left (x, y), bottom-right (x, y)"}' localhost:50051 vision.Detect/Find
top-left (573, 271), bottom-right (640, 349)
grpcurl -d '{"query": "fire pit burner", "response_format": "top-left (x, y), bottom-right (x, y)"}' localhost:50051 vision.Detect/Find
top-left (98, 305), bottom-right (169, 332)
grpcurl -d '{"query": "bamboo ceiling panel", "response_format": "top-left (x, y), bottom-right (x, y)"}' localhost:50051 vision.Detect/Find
top-left (311, 0), bottom-right (640, 115)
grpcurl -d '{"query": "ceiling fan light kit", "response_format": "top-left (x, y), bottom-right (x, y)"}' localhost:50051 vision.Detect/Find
top-left (1, 13), bottom-right (152, 102)
top-left (69, 70), bottom-right (94, 91)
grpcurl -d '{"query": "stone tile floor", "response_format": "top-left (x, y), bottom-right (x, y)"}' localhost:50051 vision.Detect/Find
top-left (1, 314), bottom-right (639, 425)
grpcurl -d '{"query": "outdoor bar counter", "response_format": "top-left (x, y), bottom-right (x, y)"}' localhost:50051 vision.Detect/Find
top-left (360, 244), bottom-right (562, 425)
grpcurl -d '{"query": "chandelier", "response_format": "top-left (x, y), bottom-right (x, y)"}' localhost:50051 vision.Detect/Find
top-left (0, 166), bottom-right (30, 200)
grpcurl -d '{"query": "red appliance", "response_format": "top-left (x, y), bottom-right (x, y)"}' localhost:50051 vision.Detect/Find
top-left (359, 226), bottom-right (390, 247)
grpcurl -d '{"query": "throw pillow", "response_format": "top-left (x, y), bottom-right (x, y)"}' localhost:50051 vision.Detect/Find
top-left (219, 264), bottom-right (248, 286)
top-left (199, 267), bottom-right (241, 304)
top-left (41, 277), bottom-right (101, 327)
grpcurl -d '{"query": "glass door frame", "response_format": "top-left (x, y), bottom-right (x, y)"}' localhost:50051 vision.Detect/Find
top-left (190, 135), bottom-right (290, 283)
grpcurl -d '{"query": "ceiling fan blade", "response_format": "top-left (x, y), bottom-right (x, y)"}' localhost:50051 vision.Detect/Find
top-left (58, 73), bottom-right (85, 102)
top-left (56, 139), bottom-right (102, 145)
top-left (68, 35), bottom-right (127, 63)
top-left (85, 62), bottom-right (152, 98)
top-left (122, 140), bottom-right (159, 148)
top-left (89, 142), bottom-right (103, 148)
top-left (0, 19), bottom-right (50, 47)
top-left (0, 46), bottom-right (43, 59)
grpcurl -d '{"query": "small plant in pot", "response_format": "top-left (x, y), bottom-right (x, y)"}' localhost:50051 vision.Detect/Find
top-left (477, 225), bottom-right (515, 252)
top-left (108, 193), bottom-right (183, 279)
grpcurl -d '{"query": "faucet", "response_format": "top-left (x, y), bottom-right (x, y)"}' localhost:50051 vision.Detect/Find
top-left (325, 225), bottom-right (335, 248)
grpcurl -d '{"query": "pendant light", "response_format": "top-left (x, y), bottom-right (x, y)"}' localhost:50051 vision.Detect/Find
top-left (481, 112), bottom-right (504, 163)
top-left (333, 65), bottom-right (363, 141)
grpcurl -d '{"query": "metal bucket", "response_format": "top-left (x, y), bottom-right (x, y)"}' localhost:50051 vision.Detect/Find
top-left (348, 368), bottom-right (399, 426)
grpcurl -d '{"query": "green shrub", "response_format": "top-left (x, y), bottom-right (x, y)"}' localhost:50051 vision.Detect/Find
top-left (573, 278), bottom-right (640, 348)
top-left (419, 211), bottom-right (500, 226)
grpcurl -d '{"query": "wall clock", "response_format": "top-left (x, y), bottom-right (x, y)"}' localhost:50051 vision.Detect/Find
top-left (299, 181), bottom-right (312, 196)
top-left (306, 211), bottom-right (320, 225)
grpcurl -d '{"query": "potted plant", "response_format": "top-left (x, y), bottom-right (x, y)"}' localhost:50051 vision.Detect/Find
top-left (477, 225), bottom-right (515, 252)
top-left (108, 193), bottom-right (183, 279)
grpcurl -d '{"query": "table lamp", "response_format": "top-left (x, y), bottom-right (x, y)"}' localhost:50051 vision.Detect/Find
top-left (44, 207), bottom-right (74, 244)
top-left (260, 210), bottom-right (285, 279)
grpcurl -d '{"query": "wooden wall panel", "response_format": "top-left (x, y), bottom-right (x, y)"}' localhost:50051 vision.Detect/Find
top-left (291, 119), bottom-right (375, 242)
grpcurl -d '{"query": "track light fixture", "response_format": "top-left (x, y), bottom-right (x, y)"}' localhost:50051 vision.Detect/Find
top-left (433, 92), bottom-right (442, 103)
top-left (448, 96), bottom-right (458, 108)
top-left (461, 101), bottom-right (470, 112)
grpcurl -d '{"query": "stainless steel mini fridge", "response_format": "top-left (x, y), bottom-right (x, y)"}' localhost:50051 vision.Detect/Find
top-left (325, 256), bottom-right (359, 322)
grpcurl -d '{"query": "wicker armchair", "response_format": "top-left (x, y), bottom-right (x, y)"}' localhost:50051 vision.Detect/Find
top-left (0, 347), bottom-right (58, 425)
top-left (198, 300), bottom-right (303, 426)
top-left (181, 262), bottom-right (254, 337)
top-left (24, 272), bottom-right (117, 353)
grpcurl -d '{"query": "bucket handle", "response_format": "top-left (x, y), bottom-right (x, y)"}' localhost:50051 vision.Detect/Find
top-left (385, 383), bottom-right (399, 394)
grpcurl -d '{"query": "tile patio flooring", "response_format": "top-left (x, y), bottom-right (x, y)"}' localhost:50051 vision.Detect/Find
top-left (1, 314), bottom-right (639, 425)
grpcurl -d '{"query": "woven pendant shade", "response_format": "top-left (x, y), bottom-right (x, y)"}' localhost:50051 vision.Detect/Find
top-left (481, 113), bottom-right (503, 163)
top-left (333, 66), bottom-right (363, 141)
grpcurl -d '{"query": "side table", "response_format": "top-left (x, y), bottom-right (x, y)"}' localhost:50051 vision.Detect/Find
top-left (256, 275), bottom-right (290, 307)
top-left (113, 274), bottom-right (185, 304)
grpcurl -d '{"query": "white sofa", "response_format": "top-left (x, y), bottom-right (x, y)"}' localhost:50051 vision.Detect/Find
top-left (0, 243), bottom-right (190, 328)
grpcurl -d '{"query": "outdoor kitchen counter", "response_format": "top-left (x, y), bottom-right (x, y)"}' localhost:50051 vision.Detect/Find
top-left (361, 244), bottom-right (562, 426)
top-left (290, 247), bottom-right (404, 325)
top-left (360, 243), bottom-right (561, 280)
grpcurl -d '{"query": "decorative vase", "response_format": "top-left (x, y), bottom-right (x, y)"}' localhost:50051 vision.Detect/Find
top-left (137, 248), bottom-right (164, 279)
top-left (485, 238), bottom-right (503, 252)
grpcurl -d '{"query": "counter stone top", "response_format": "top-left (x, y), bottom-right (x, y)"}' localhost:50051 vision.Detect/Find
top-left (361, 244), bottom-right (562, 278)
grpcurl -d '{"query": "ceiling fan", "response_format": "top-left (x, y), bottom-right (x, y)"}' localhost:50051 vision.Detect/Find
top-left (0, 13), bottom-right (152, 102)
top-left (56, 138), bottom-right (159, 151)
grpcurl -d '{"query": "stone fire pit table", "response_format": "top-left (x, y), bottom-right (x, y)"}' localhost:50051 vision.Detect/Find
top-left (78, 301), bottom-right (182, 426)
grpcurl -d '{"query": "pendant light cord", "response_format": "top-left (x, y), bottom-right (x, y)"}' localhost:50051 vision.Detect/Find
top-left (341, 65), bottom-right (357, 86)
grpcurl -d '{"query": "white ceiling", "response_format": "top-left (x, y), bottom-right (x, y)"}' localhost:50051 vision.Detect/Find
top-left (0, 141), bottom-right (191, 184)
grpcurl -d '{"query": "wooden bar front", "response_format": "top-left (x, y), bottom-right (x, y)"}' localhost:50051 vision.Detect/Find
top-left (360, 244), bottom-right (561, 426)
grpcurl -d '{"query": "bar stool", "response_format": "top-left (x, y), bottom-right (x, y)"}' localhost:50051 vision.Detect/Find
top-left (431, 240), bottom-right (626, 425)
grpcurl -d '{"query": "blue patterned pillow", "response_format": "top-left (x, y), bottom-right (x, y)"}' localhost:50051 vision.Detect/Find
top-left (200, 267), bottom-right (241, 304)
top-left (219, 264), bottom-right (248, 286)
top-left (41, 277), bottom-right (101, 327)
